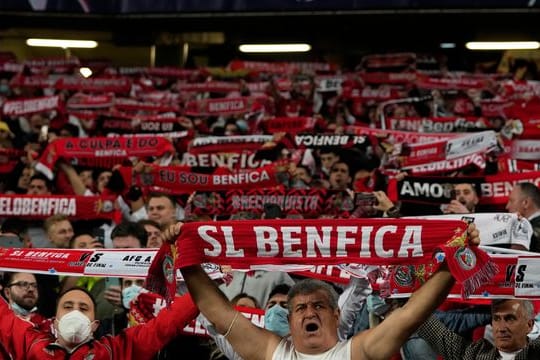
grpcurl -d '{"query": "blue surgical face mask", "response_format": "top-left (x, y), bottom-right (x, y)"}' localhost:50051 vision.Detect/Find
top-left (0, 84), bottom-right (9, 95)
top-left (10, 301), bottom-right (36, 317)
top-left (264, 305), bottom-right (289, 337)
top-left (122, 285), bottom-right (143, 309)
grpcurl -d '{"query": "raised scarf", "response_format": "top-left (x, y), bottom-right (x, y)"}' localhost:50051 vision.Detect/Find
top-left (124, 163), bottom-right (290, 195)
top-left (35, 136), bottom-right (175, 180)
top-left (0, 194), bottom-right (120, 220)
top-left (161, 218), bottom-right (496, 302)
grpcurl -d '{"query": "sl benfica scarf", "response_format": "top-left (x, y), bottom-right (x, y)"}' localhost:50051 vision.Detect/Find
top-left (188, 189), bottom-right (371, 219)
top-left (145, 243), bottom-right (177, 303)
top-left (2, 95), bottom-right (62, 116)
top-left (8, 75), bottom-right (57, 88)
top-left (510, 139), bottom-right (540, 160)
top-left (347, 125), bottom-right (457, 145)
top-left (55, 77), bottom-right (131, 94)
top-left (264, 117), bottom-right (318, 134)
top-left (35, 136), bottom-right (175, 180)
top-left (189, 135), bottom-right (273, 155)
top-left (114, 98), bottom-right (180, 113)
top-left (184, 96), bottom-right (265, 117)
top-left (384, 116), bottom-right (491, 133)
top-left (395, 131), bottom-right (498, 168)
top-left (394, 171), bottom-right (540, 207)
top-left (295, 134), bottom-right (368, 148)
top-left (416, 74), bottom-right (488, 90)
top-left (0, 194), bottom-right (120, 221)
top-left (228, 60), bottom-right (335, 74)
top-left (388, 255), bottom-right (519, 300)
top-left (167, 218), bottom-right (496, 301)
top-left (67, 93), bottom-right (115, 110)
top-left (127, 163), bottom-right (290, 195)
top-left (359, 72), bottom-right (417, 85)
top-left (177, 81), bottom-right (241, 93)
top-left (401, 152), bottom-right (486, 175)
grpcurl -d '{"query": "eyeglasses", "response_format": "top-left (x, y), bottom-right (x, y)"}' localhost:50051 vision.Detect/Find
top-left (8, 281), bottom-right (38, 290)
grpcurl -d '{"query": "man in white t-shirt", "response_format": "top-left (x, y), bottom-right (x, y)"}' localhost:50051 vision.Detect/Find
top-left (176, 223), bottom-right (481, 360)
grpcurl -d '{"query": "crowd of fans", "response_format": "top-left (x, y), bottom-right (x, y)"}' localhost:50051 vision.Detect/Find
top-left (0, 50), bottom-right (539, 359)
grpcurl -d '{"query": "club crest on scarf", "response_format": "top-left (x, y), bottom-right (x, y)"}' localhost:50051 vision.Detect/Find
top-left (144, 243), bottom-right (178, 305)
top-left (163, 254), bottom-right (175, 284)
top-left (392, 265), bottom-right (415, 288)
top-left (455, 247), bottom-right (477, 271)
top-left (440, 223), bottom-right (499, 298)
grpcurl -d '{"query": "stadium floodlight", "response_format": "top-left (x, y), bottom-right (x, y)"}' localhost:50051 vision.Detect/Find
top-left (465, 41), bottom-right (540, 50)
top-left (239, 43), bottom-right (311, 53)
top-left (26, 38), bottom-right (98, 49)
top-left (79, 67), bottom-right (93, 78)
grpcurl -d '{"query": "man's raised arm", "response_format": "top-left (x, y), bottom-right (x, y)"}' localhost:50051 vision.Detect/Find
top-left (351, 223), bottom-right (482, 360)
top-left (165, 224), bottom-right (281, 360)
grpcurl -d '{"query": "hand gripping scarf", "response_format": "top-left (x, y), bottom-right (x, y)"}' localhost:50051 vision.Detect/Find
top-left (146, 218), bottom-right (497, 303)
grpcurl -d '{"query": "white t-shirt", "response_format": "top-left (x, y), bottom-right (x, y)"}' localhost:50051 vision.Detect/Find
top-left (272, 338), bottom-right (351, 360)
top-left (499, 349), bottom-right (522, 360)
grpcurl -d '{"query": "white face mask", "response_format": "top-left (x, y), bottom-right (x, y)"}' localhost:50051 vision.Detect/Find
top-left (57, 310), bottom-right (92, 345)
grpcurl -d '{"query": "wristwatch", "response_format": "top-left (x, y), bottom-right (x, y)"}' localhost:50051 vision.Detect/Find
top-left (386, 206), bottom-right (400, 217)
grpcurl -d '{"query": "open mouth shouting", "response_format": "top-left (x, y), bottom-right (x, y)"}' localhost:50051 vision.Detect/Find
top-left (304, 321), bottom-right (320, 335)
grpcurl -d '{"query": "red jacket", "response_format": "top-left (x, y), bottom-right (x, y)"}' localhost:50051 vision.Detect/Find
top-left (0, 294), bottom-right (198, 360)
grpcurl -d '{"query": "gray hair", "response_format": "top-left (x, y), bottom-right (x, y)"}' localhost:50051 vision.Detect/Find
top-left (492, 299), bottom-right (535, 320)
top-left (287, 278), bottom-right (339, 313)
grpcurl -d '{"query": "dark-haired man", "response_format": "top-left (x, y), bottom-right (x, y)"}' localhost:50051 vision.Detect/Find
top-left (99, 221), bottom-right (149, 335)
top-left (2, 272), bottom-right (45, 324)
top-left (442, 183), bottom-right (479, 214)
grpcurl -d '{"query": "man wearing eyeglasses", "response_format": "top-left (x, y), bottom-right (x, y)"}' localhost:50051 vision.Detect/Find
top-left (2, 272), bottom-right (46, 324)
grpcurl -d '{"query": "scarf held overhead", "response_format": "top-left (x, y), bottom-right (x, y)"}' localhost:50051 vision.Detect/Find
top-left (171, 218), bottom-right (496, 298)
top-left (176, 218), bottom-right (467, 267)
top-left (129, 163), bottom-right (289, 194)
top-left (35, 136), bottom-right (175, 180)
top-left (0, 194), bottom-right (119, 220)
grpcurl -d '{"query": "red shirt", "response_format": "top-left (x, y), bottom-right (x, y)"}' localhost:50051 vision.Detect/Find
top-left (0, 294), bottom-right (198, 360)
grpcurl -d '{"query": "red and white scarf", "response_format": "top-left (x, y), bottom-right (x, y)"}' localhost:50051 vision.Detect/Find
top-left (126, 163), bottom-right (289, 195)
top-left (35, 136), bottom-right (175, 180)
top-left (0, 194), bottom-right (120, 221)
top-left (166, 219), bottom-right (496, 300)
top-left (2, 95), bottom-right (62, 116)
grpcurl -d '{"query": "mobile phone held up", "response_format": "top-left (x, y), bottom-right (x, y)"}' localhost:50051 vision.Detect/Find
top-left (92, 228), bottom-right (106, 245)
top-left (354, 192), bottom-right (378, 217)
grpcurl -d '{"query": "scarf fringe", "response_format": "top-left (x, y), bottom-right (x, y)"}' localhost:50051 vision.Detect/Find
top-left (461, 259), bottom-right (499, 298)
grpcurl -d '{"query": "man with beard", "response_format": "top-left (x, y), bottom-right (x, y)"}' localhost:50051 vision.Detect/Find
top-left (442, 183), bottom-right (479, 214)
top-left (2, 272), bottom-right (46, 324)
